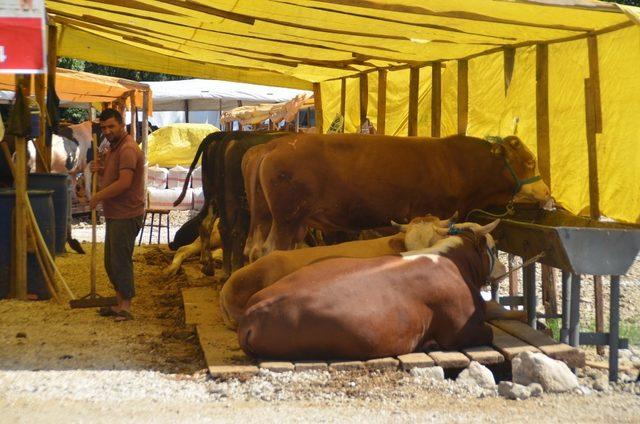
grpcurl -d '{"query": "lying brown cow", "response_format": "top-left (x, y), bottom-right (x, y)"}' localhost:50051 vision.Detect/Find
top-left (220, 214), bottom-right (455, 329)
top-left (238, 220), bottom-right (505, 361)
top-left (243, 133), bottom-right (550, 261)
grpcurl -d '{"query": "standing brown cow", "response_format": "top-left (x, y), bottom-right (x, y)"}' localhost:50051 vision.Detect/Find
top-left (243, 134), bottom-right (550, 261)
top-left (238, 220), bottom-right (505, 361)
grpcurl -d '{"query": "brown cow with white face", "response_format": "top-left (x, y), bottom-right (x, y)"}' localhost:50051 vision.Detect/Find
top-left (238, 220), bottom-right (505, 361)
top-left (243, 133), bottom-right (550, 262)
top-left (220, 214), bottom-right (455, 329)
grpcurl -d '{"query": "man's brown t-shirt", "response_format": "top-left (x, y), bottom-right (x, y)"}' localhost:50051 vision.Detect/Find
top-left (100, 133), bottom-right (145, 219)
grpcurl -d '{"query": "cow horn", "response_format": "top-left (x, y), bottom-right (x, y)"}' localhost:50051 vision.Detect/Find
top-left (439, 211), bottom-right (459, 227)
top-left (435, 227), bottom-right (449, 236)
top-left (390, 220), bottom-right (407, 232)
top-left (478, 219), bottom-right (501, 234)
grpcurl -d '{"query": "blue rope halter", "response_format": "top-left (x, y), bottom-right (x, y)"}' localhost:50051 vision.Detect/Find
top-left (486, 136), bottom-right (542, 195)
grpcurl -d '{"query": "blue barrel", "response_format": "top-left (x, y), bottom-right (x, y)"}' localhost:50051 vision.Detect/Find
top-left (0, 189), bottom-right (55, 300)
top-left (28, 173), bottom-right (70, 254)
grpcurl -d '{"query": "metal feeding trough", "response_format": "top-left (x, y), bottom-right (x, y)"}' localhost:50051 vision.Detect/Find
top-left (469, 205), bottom-right (640, 382)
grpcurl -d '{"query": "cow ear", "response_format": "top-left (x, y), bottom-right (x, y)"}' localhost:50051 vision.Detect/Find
top-left (387, 235), bottom-right (406, 252)
top-left (491, 144), bottom-right (505, 157)
top-left (508, 137), bottom-right (521, 148)
top-left (390, 220), bottom-right (407, 233)
top-left (478, 219), bottom-right (500, 234)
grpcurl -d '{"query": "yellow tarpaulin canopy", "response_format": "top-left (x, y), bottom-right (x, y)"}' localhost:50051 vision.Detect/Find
top-left (147, 123), bottom-right (219, 168)
top-left (0, 68), bottom-right (151, 107)
top-left (44, 0), bottom-right (640, 222)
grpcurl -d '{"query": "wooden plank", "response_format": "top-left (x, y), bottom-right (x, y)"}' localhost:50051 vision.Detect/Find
top-left (313, 82), bottom-right (323, 134)
top-left (584, 78), bottom-right (600, 218)
top-left (489, 323), bottom-right (540, 360)
top-left (397, 352), bottom-right (435, 370)
top-left (209, 365), bottom-right (259, 379)
top-left (359, 73), bottom-right (368, 126)
top-left (587, 35), bottom-right (603, 133)
top-left (196, 324), bottom-right (253, 369)
top-left (431, 62), bottom-right (441, 137)
top-left (259, 361), bottom-right (295, 373)
top-left (408, 66), bottom-right (419, 136)
top-left (462, 346), bottom-right (505, 365)
top-left (295, 362), bottom-right (328, 372)
top-left (377, 69), bottom-right (387, 135)
top-left (427, 350), bottom-right (470, 369)
top-left (536, 43), bottom-right (551, 186)
top-left (182, 287), bottom-right (217, 325)
top-left (503, 47), bottom-right (515, 95)
top-left (329, 361), bottom-right (365, 371)
top-left (491, 319), bottom-right (584, 367)
top-left (366, 357), bottom-right (399, 371)
top-left (457, 59), bottom-right (468, 135)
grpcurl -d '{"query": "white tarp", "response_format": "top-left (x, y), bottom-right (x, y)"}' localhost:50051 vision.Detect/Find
top-left (145, 79), bottom-right (312, 112)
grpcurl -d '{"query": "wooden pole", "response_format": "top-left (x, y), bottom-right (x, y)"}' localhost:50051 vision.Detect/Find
top-left (13, 75), bottom-right (29, 300)
top-left (508, 254), bottom-right (518, 310)
top-left (431, 62), bottom-right (442, 137)
top-left (359, 73), bottom-right (368, 128)
top-left (184, 99), bottom-right (190, 124)
top-left (34, 74), bottom-right (49, 173)
top-left (457, 59), bottom-right (469, 135)
top-left (129, 91), bottom-right (137, 141)
top-left (340, 78), bottom-right (346, 120)
top-left (377, 70), bottom-right (387, 135)
top-left (587, 36), bottom-right (603, 134)
top-left (536, 44), bottom-right (551, 185)
top-left (45, 24), bottom-right (57, 169)
top-left (313, 82), bottom-right (323, 134)
top-left (141, 91), bottom-right (149, 207)
top-left (408, 67), bottom-right (419, 136)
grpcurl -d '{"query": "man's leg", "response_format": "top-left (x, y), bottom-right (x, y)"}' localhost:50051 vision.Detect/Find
top-left (108, 216), bottom-right (143, 317)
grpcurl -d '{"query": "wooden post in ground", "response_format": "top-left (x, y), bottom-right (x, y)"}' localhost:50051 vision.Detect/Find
top-left (457, 59), bottom-right (468, 135)
top-left (129, 91), bottom-right (137, 142)
top-left (359, 73), bottom-right (368, 128)
top-left (141, 90), bottom-right (150, 208)
top-left (431, 62), bottom-right (442, 137)
top-left (340, 78), bottom-right (346, 121)
top-left (313, 83), bottom-right (323, 134)
top-left (377, 69), bottom-right (387, 135)
top-left (12, 75), bottom-right (29, 300)
top-left (34, 74), bottom-right (49, 173)
top-left (408, 67), bottom-right (419, 136)
top-left (508, 254), bottom-right (518, 310)
top-left (44, 24), bottom-right (57, 168)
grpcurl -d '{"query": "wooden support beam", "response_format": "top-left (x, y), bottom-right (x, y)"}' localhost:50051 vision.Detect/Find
top-left (585, 78), bottom-right (600, 218)
top-left (12, 75), bottom-right (29, 300)
top-left (587, 36), bottom-right (603, 134)
top-left (408, 67), bottom-right (420, 136)
top-left (34, 74), bottom-right (49, 173)
top-left (503, 47), bottom-right (516, 96)
top-left (457, 59), bottom-right (468, 135)
top-left (431, 62), bottom-right (442, 138)
top-left (508, 254), bottom-right (518, 310)
top-left (184, 99), bottom-right (190, 124)
top-left (377, 69), bottom-right (387, 135)
top-left (141, 91), bottom-right (149, 207)
top-left (129, 91), bottom-right (137, 141)
top-left (45, 24), bottom-right (57, 168)
top-left (594, 275), bottom-right (605, 355)
top-left (536, 44), bottom-right (551, 186)
top-left (359, 73), bottom-right (368, 127)
top-left (541, 264), bottom-right (558, 316)
top-left (340, 78), bottom-right (346, 120)
top-left (313, 82), bottom-right (323, 134)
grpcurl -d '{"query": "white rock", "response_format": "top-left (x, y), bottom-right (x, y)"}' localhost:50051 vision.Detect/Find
top-left (592, 379), bottom-right (609, 392)
top-left (410, 366), bottom-right (445, 381)
top-left (528, 383), bottom-right (544, 397)
top-left (512, 352), bottom-right (579, 393)
top-left (456, 361), bottom-right (495, 389)
top-left (498, 381), bottom-right (530, 400)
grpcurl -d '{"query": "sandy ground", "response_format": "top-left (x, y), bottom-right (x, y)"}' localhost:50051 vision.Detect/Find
top-left (1, 225), bottom-right (639, 422)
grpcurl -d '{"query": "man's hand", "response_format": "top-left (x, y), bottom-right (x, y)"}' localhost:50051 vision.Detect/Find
top-left (89, 193), bottom-right (101, 210)
top-left (90, 159), bottom-right (103, 174)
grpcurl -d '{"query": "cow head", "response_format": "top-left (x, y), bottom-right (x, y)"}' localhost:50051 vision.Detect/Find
top-left (391, 212), bottom-right (457, 251)
top-left (489, 136), bottom-right (551, 206)
top-left (443, 219), bottom-right (506, 283)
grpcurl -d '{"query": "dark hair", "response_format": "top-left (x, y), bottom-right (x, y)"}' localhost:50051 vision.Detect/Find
top-left (99, 109), bottom-right (124, 124)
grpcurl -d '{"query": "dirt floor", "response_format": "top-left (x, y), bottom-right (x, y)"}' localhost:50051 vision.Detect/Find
top-left (0, 240), bottom-right (639, 422)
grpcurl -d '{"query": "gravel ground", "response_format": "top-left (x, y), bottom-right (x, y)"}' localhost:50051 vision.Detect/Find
top-left (0, 217), bottom-right (638, 422)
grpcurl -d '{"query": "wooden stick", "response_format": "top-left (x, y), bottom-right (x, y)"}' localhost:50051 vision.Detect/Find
top-left (30, 223), bottom-right (61, 303)
top-left (13, 75), bottom-right (29, 300)
top-left (359, 73), bottom-right (368, 128)
top-left (34, 74), bottom-right (49, 173)
top-left (541, 264), bottom-right (558, 316)
top-left (431, 62), bottom-right (442, 138)
top-left (129, 91), bottom-right (137, 141)
top-left (508, 254), bottom-right (518, 310)
top-left (457, 59), bottom-right (468, 135)
top-left (408, 67), bottom-right (419, 136)
top-left (377, 69), bottom-right (387, 135)
top-left (340, 78), bottom-right (346, 120)
top-left (90, 134), bottom-right (98, 297)
top-left (594, 275), bottom-right (605, 355)
top-left (536, 44), bottom-right (551, 186)
top-left (0, 142), bottom-right (16, 176)
top-left (24, 193), bottom-right (76, 300)
top-left (313, 83), bottom-right (323, 134)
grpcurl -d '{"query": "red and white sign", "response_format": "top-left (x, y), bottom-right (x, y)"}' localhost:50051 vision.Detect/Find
top-left (0, 0), bottom-right (47, 74)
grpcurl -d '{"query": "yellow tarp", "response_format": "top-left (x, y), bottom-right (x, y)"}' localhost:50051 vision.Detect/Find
top-left (42, 0), bottom-right (640, 222)
top-left (147, 123), bottom-right (219, 168)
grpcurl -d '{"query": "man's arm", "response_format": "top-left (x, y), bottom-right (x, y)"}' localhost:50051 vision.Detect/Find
top-left (90, 169), bottom-right (134, 209)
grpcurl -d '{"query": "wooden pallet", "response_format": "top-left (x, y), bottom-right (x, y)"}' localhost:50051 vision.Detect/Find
top-left (181, 287), bottom-right (585, 378)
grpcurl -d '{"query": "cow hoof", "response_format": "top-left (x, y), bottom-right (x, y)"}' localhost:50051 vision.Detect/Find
top-left (67, 239), bottom-right (85, 254)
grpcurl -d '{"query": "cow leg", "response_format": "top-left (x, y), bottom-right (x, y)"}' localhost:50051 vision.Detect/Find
top-left (199, 204), bottom-right (217, 276)
top-left (163, 238), bottom-right (202, 277)
top-left (262, 220), bottom-right (303, 257)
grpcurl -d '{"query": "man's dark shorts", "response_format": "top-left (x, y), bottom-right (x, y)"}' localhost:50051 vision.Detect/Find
top-left (104, 216), bottom-right (143, 299)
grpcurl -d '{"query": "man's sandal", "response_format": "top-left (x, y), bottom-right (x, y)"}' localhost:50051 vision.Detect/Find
top-left (98, 306), bottom-right (118, 317)
top-left (114, 310), bottom-right (134, 322)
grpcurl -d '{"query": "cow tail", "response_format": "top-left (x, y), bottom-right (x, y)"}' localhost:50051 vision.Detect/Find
top-left (173, 131), bottom-right (225, 207)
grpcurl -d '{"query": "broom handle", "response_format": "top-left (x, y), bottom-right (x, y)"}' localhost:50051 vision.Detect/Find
top-left (91, 134), bottom-right (98, 296)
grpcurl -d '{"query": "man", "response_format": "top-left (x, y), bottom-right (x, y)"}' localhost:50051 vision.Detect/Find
top-left (90, 109), bottom-right (145, 321)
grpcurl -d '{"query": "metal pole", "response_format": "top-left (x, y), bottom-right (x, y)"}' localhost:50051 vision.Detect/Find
top-left (569, 273), bottom-right (581, 347)
top-left (608, 275), bottom-right (620, 382)
top-left (560, 270), bottom-right (571, 343)
top-left (524, 262), bottom-right (537, 328)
